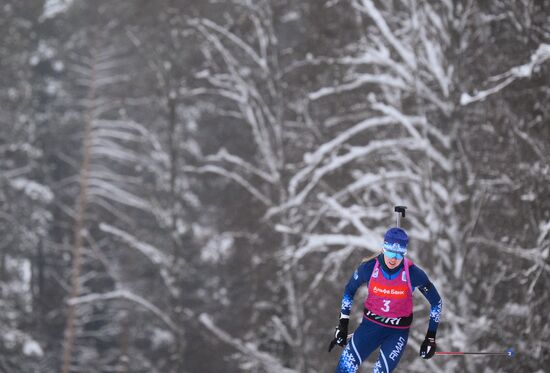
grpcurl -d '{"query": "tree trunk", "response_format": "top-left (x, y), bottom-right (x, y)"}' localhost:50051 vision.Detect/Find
top-left (119, 311), bottom-right (130, 373)
top-left (61, 50), bottom-right (97, 373)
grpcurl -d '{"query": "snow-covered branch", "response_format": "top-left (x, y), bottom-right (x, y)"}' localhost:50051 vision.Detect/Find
top-left (184, 87), bottom-right (245, 103)
top-left (303, 245), bottom-right (356, 298)
top-left (240, 102), bottom-right (280, 180)
top-left (461, 44), bottom-right (550, 105)
top-left (91, 128), bottom-right (143, 143)
top-left (333, 170), bottom-right (436, 200)
top-left (289, 116), bottom-right (395, 194)
top-left (9, 178), bottom-right (54, 203)
top-left (189, 18), bottom-right (268, 72)
top-left (318, 193), bottom-right (371, 236)
top-left (308, 73), bottom-right (407, 101)
top-left (183, 164), bottom-right (272, 206)
top-left (87, 178), bottom-right (150, 210)
top-left (421, 34), bottom-right (450, 97)
top-left (356, 0), bottom-right (417, 69)
top-left (371, 102), bottom-right (451, 148)
top-left (69, 289), bottom-right (178, 331)
top-left (192, 19), bottom-right (281, 180)
top-left (270, 315), bottom-right (296, 347)
top-left (206, 148), bottom-right (277, 184)
top-left (98, 223), bottom-right (178, 298)
top-left (467, 236), bottom-right (550, 274)
top-left (269, 137), bottom-right (449, 218)
top-left (89, 141), bottom-right (140, 163)
top-left (87, 169), bottom-right (141, 185)
top-left (292, 233), bottom-right (380, 263)
top-left (198, 313), bottom-right (297, 373)
top-left (93, 119), bottom-right (150, 137)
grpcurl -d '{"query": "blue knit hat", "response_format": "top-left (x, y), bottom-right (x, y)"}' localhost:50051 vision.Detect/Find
top-left (383, 227), bottom-right (408, 254)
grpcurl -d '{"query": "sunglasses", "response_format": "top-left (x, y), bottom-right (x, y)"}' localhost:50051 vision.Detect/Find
top-left (383, 249), bottom-right (405, 260)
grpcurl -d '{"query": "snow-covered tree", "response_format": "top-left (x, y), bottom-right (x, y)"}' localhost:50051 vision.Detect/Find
top-left (0, 2), bottom-right (51, 371)
top-left (44, 4), bottom-right (171, 372)
top-left (187, 0), bottom-right (308, 370)
top-left (1, 1), bottom-right (548, 372)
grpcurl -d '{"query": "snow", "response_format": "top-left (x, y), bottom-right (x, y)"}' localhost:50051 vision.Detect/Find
top-left (10, 178), bottom-right (54, 203)
top-left (503, 303), bottom-right (530, 317)
top-left (88, 178), bottom-right (149, 210)
top-left (151, 328), bottom-right (174, 350)
top-left (3, 331), bottom-right (17, 349)
top-left (30, 41), bottom-right (55, 64)
top-left (45, 79), bottom-right (61, 95)
top-left (23, 340), bottom-right (44, 357)
top-left (358, 0), bottom-right (417, 69)
top-left (461, 43), bottom-right (550, 105)
top-left (40, 0), bottom-right (75, 20)
top-left (520, 191), bottom-right (536, 201)
top-left (511, 64), bottom-right (532, 78)
top-left (53, 60), bottom-right (65, 72)
top-left (281, 11), bottom-right (299, 23)
top-left (201, 234), bottom-right (234, 263)
top-left (308, 73), bottom-right (407, 101)
top-left (1, 330), bottom-right (43, 358)
top-left (29, 55), bottom-right (40, 66)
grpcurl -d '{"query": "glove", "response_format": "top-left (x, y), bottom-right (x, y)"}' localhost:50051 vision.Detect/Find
top-left (419, 330), bottom-right (436, 359)
top-left (328, 318), bottom-right (349, 352)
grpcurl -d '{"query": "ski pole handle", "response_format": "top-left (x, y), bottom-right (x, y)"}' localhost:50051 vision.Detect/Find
top-left (394, 206), bottom-right (407, 227)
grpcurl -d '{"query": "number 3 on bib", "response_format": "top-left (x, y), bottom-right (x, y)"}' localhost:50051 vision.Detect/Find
top-left (381, 300), bottom-right (391, 312)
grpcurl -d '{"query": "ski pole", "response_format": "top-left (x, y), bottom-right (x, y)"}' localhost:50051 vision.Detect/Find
top-left (394, 206), bottom-right (407, 228)
top-left (436, 348), bottom-right (515, 357)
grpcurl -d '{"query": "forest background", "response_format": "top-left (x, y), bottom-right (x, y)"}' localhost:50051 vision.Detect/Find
top-left (1, 0), bottom-right (549, 372)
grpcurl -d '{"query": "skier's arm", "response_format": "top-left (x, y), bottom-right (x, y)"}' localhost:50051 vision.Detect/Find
top-left (329, 260), bottom-right (374, 350)
top-left (410, 265), bottom-right (441, 359)
top-left (418, 281), bottom-right (442, 333)
top-left (339, 260), bottom-right (375, 318)
top-left (410, 265), bottom-right (442, 333)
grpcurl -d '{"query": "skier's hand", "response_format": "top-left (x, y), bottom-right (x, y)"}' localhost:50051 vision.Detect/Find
top-left (328, 318), bottom-right (349, 352)
top-left (335, 318), bottom-right (349, 347)
top-left (419, 330), bottom-right (436, 359)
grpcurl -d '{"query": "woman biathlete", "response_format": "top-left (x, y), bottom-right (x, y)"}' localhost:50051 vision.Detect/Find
top-left (329, 227), bottom-right (442, 372)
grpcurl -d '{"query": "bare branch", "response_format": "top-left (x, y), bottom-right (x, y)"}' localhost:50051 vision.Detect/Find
top-left (183, 164), bottom-right (272, 206)
top-left (69, 290), bottom-right (178, 331)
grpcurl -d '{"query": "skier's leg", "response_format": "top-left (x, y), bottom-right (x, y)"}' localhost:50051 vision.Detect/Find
top-left (334, 320), bottom-right (384, 373)
top-left (372, 329), bottom-right (408, 373)
top-left (334, 342), bottom-right (360, 373)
